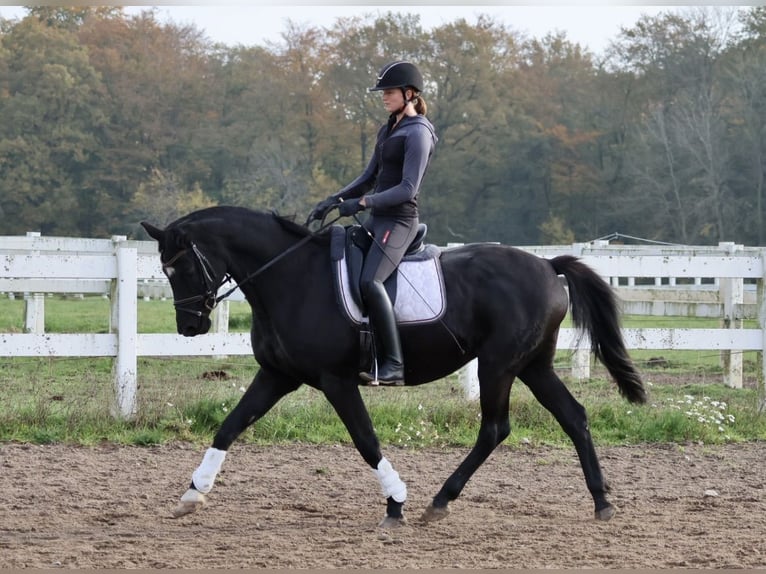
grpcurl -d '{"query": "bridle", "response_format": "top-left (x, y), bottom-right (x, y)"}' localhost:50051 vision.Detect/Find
top-left (163, 215), bottom-right (340, 318)
top-left (162, 243), bottom-right (231, 318)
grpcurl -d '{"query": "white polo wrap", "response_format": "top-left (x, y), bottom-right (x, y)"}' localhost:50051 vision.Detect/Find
top-left (191, 447), bottom-right (227, 494)
top-left (372, 457), bottom-right (407, 503)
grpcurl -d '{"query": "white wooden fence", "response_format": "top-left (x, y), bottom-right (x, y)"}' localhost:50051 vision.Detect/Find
top-left (1, 234), bottom-right (762, 417)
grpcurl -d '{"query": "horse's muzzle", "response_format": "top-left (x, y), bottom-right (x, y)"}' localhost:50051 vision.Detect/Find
top-left (178, 315), bottom-right (212, 337)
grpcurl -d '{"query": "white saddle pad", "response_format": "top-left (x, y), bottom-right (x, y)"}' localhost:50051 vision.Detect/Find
top-left (335, 256), bottom-right (446, 325)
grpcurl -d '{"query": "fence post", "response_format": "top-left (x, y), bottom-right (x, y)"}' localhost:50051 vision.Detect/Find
top-left (571, 333), bottom-right (591, 381)
top-left (211, 300), bottom-right (230, 359)
top-left (570, 242), bottom-right (592, 379)
top-left (460, 358), bottom-right (480, 401)
top-left (720, 242), bottom-right (743, 388)
top-left (760, 249), bottom-right (766, 411)
top-left (111, 236), bottom-right (138, 419)
top-left (23, 232), bottom-right (45, 334)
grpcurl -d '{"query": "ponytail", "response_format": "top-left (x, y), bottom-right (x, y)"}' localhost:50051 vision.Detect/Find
top-left (402, 86), bottom-right (428, 116)
top-left (413, 95), bottom-right (427, 116)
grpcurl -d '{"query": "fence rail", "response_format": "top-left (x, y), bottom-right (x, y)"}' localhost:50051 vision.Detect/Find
top-left (2, 233), bottom-right (762, 415)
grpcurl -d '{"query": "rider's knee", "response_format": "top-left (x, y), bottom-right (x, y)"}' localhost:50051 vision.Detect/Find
top-left (360, 277), bottom-right (383, 298)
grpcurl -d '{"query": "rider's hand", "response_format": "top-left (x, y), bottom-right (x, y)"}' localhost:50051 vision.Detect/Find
top-left (307, 196), bottom-right (339, 223)
top-left (338, 198), bottom-right (363, 217)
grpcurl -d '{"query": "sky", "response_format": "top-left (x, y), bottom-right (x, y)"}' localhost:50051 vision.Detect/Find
top-left (0, 4), bottom-right (687, 55)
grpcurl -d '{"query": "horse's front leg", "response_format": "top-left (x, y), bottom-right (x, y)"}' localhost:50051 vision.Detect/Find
top-left (321, 376), bottom-right (407, 528)
top-left (173, 367), bottom-right (301, 518)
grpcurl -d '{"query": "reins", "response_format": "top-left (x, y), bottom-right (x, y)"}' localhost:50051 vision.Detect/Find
top-left (168, 210), bottom-right (465, 357)
top-left (214, 214), bottom-right (341, 303)
top-left (168, 215), bottom-right (341, 316)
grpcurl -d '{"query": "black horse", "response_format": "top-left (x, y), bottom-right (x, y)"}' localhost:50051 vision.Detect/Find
top-left (141, 205), bottom-right (646, 526)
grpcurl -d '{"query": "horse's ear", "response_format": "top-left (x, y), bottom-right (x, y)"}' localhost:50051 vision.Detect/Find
top-left (140, 221), bottom-right (164, 242)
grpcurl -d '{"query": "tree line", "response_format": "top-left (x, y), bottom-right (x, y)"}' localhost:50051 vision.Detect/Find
top-left (1, 6), bottom-right (765, 246)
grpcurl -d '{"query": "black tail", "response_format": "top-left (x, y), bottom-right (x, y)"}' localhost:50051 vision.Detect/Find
top-left (550, 255), bottom-right (647, 404)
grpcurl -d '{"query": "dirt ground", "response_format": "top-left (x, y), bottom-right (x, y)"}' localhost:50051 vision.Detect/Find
top-left (1, 440), bottom-right (765, 569)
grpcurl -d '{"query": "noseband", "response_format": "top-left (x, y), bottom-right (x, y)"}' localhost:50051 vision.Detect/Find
top-left (163, 243), bottom-right (231, 318)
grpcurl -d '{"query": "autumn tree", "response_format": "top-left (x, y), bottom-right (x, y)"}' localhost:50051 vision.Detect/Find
top-left (2, 6), bottom-right (765, 247)
top-left (0, 13), bottom-right (105, 235)
top-left (421, 16), bottom-right (525, 244)
top-left (610, 8), bottom-right (740, 243)
top-left (723, 7), bottom-right (766, 243)
top-left (79, 8), bottom-right (217, 233)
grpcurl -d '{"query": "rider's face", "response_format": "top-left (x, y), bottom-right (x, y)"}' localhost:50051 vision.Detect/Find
top-left (381, 88), bottom-right (406, 113)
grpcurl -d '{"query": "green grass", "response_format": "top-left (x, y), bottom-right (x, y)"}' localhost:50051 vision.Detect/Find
top-left (1, 295), bottom-right (764, 447)
top-left (0, 296), bottom-right (252, 334)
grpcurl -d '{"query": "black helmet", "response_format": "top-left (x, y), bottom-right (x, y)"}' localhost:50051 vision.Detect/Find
top-left (369, 61), bottom-right (423, 93)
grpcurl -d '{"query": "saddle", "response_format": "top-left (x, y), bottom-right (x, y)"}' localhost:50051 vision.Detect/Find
top-left (329, 223), bottom-right (446, 326)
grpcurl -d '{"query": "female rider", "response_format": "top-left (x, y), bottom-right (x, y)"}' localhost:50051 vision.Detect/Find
top-left (309, 60), bottom-right (438, 386)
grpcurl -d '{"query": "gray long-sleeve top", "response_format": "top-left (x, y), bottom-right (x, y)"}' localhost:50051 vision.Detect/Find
top-left (334, 114), bottom-right (437, 219)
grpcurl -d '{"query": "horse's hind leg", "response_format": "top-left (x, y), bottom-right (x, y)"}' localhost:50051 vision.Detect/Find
top-left (422, 360), bottom-right (514, 523)
top-left (520, 361), bottom-right (615, 521)
top-left (172, 367), bottom-right (300, 518)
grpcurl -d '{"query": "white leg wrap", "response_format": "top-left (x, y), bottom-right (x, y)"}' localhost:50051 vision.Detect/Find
top-left (191, 447), bottom-right (227, 494)
top-left (372, 457), bottom-right (407, 503)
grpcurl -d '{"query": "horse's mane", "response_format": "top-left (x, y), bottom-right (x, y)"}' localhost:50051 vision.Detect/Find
top-left (273, 212), bottom-right (334, 246)
top-left (272, 212), bottom-right (315, 237)
top-left (169, 205), bottom-right (263, 227)
top-left (170, 205), bottom-right (332, 244)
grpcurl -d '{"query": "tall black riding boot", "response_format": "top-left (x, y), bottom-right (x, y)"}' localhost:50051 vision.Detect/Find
top-left (359, 281), bottom-right (404, 386)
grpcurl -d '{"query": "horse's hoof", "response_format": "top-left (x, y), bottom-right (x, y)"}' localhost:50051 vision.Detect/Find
top-left (420, 503), bottom-right (450, 523)
top-left (171, 489), bottom-right (206, 518)
top-left (172, 500), bottom-right (203, 518)
top-left (379, 515), bottom-right (407, 529)
top-left (595, 504), bottom-right (616, 521)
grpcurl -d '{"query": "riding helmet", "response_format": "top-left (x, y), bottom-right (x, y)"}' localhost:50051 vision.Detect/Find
top-left (369, 61), bottom-right (424, 93)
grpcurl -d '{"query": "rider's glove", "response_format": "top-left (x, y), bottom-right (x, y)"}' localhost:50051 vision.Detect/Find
top-left (338, 199), bottom-right (363, 217)
top-left (307, 196), bottom-right (339, 223)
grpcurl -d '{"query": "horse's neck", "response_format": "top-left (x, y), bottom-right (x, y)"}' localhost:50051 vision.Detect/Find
top-left (226, 224), bottom-right (314, 298)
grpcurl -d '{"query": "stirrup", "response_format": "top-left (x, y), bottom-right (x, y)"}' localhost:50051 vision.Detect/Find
top-left (359, 372), bottom-right (405, 387)
top-left (359, 363), bottom-right (404, 387)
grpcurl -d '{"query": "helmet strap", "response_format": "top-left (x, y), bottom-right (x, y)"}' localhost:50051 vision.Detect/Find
top-left (395, 88), bottom-right (417, 115)
top-left (401, 87), bottom-right (415, 106)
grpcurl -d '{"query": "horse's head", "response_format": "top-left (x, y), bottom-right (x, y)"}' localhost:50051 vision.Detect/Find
top-left (141, 220), bottom-right (228, 337)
